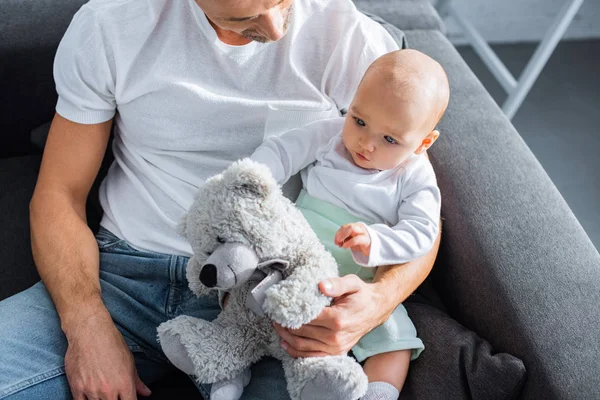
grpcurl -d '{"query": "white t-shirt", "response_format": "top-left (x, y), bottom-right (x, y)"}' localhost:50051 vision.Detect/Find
top-left (54, 0), bottom-right (398, 256)
top-left (251, 117), bottom-right (441, 266)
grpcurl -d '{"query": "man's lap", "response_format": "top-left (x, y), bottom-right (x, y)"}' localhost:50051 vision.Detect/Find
top-left (0, 281), bottom-right (69, 399)
top-left (0, 227), bottom-right (290, 399)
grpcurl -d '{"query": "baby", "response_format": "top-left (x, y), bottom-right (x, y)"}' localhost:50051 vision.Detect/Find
top-left (251, 49), bottom-right (450, 400)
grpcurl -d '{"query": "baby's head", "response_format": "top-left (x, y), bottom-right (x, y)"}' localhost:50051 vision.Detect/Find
top-left (342, 49), bottom-right (450, 170)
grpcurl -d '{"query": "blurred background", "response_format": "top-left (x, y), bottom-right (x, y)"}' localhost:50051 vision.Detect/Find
top-left (439, 0), bottom-right (600, 249)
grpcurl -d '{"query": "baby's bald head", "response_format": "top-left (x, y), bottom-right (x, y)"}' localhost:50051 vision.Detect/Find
top-left (342, 49), bottom-right (449, 171)
top-left (361, 49), bottom-right (450, 134)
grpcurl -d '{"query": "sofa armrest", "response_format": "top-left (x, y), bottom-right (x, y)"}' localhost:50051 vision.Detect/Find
top-left (407, 30), bottom-right (600, 399)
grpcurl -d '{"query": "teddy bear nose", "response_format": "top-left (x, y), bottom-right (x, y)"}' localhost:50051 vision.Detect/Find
top-left (200, 264), bottom-right (217, 288)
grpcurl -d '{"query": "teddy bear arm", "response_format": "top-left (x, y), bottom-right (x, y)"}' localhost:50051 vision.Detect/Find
top-left (263, 262), bottom-right (335, 329)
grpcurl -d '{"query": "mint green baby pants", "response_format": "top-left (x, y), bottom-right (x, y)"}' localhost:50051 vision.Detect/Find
top-left (296, 189), bottom-right (424, 362)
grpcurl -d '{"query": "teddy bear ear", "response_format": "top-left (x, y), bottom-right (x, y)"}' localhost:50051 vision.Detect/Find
top-left (234, 181), bottom-right (268, 198)
top-left (177, 213), bottom-right (188, 238)
top-left (228, 159), bottom-right (277, 199)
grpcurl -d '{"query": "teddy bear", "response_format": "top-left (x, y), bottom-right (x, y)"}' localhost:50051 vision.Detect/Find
top-left (157, 159), bottom-right (368, 400)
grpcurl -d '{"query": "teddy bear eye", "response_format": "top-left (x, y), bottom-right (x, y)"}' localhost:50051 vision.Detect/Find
top-left (217, 236), bottom-right (225, 244)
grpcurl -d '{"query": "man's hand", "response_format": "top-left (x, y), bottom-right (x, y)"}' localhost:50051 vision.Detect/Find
top-left (334, 223), bottom-right (371, 257)
top-left (274, 222), bottom-right (441, 359)
top-left (64, 310), bottom-right (152, 400)
top-left (273, 274), bottom-right (389, 358)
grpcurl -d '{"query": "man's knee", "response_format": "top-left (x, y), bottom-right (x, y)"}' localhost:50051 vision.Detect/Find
top-left (0, 282), bottom-right (60, 335)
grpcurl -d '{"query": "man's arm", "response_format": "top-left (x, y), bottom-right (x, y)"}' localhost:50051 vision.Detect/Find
top-left (371, 221), bottom-right (440, 315)
top-left (31, 114), bottom-right (111, 328)
top-left (30, 113), bottom-right (151, 399)
top-left (273, 225), bottom-right (440, 357)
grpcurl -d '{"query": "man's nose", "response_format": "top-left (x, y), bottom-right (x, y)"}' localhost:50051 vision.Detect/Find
top-left (260, 7), bottom-right (285, 41)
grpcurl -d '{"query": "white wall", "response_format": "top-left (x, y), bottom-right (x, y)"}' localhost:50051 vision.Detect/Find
top-left (439, 0), bottom-right (600, 45)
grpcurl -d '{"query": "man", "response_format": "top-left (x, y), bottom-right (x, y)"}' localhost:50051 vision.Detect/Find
top-left (0, 0), bottom-right (439, 399)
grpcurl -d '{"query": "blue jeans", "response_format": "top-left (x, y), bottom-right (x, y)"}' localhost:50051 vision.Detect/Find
top-left (0, 227), bottom-right (289, 399)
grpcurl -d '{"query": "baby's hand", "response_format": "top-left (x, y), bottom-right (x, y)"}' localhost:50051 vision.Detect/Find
top-left (334, 223), bottom-right (371, 256)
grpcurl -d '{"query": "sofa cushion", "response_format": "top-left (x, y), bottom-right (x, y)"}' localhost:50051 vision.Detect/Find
top-left (354, 0), bottom-right (446, 32)
top-left (0, 155), bottom-right (42, 300)
top-left (31, 122), bottom-right (51, 150)
top-left (402, 302), bottom-right (527, 400)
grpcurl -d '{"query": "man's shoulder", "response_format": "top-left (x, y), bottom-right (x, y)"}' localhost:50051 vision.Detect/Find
top-left (300, 0), bottom-right (393, 39)
top-left (77, 0), bottom-right (169, 27)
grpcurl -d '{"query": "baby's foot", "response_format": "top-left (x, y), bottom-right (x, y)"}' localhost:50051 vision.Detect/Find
top-left (210, 367), bottom-right (251, 400)
top-left (361, 381), bottom-right (399, 400)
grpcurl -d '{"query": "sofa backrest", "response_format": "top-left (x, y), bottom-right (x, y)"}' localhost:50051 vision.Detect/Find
top-left (353, 0), bottom-right (445, 33)
top-left (0, 0), bottom-right (88, 158)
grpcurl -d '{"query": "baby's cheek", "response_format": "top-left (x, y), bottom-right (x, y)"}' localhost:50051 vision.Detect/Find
top-left (340, 128), bottom-right (351, 148)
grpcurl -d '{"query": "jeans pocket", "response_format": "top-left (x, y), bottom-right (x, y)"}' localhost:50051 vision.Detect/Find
top-left (95, 227), bottom-right (126, 250)
top-left (96, 227), bottom-right (172, 260)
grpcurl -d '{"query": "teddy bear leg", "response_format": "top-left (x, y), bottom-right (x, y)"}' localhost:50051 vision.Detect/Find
top-left (282, 355), bottom-right (369, 400)
top-left (210, 367), bottom-right (251, 400)
top-left (158, 315), bottom-right (265, 384)
top-left (158, 326), bottom-right (195, 375)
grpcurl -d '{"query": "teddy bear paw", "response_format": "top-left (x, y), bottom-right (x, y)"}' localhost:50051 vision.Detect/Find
top-left (210, 367), bottom-right (251, 400)
top-left (158, 330), bottom-right (196, 375)
top-left (263, 280), bottom-right (329, 329)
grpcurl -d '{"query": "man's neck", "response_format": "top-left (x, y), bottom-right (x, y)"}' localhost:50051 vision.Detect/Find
top-left (206, 16), bottom-right (252, 46)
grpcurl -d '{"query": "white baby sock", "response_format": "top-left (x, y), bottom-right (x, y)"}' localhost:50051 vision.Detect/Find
top-left (361, 381), bottom-right (400, 400)
top-left (210, 367), bottom-right (251, 400)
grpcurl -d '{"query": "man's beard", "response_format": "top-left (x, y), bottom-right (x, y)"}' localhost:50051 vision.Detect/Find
top-left (241, 5), bottom-right (294, 43)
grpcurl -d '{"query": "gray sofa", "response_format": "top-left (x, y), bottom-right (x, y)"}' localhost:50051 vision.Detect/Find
top-left (2, 0), bottom-right (600, 399)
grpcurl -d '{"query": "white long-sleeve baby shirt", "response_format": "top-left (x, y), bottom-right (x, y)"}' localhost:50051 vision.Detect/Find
top-left (251, 117), bottom-right (441, 267)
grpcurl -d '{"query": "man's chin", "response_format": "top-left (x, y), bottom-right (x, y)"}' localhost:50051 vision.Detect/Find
top-left (242, 33), bottom-right (269, 43)
top-left (242, 8), bottom-right (293, 43)
top-left (242, 32), bottom-right (288, 43)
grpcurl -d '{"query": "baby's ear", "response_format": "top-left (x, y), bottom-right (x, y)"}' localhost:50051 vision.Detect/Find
top-left (415, 130), bottom-right (440, 155)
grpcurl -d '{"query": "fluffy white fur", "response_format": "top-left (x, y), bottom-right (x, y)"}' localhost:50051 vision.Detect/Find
top-left (157, 159), bottom-right (368, 400)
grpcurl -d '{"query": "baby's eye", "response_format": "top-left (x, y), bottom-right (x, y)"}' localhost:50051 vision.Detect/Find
top-left (217, 236), bottom-right (225, 244)
top-left (384, 135), bottom-right (397, 144)
top-left (354, 117), bottom-right (366, 127)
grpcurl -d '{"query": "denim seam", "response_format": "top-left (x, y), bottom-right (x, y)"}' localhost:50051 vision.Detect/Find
top-left (165, 256), bottom-right (179, 320)
top-left (129, 342), bottom-right (170, 365)
top-left (129, 343), bottom-right (142, 352)
top-left (100, 241), bottom-right (171, 259)
top-left (98, 239), bottom-right (127, 251)
top-left (97, 228), bottom-right (171, 259)
top-left (0, 366), bottom-right (65, 398)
